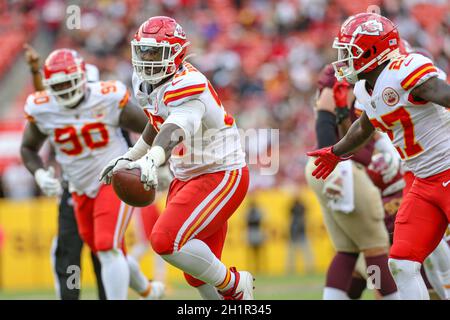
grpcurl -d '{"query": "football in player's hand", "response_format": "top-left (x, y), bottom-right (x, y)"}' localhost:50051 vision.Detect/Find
top-left (112, 168), bottom-right (155, 207)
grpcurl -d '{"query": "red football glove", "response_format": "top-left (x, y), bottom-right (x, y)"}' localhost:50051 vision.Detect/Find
top-left (306, 146), bottom-right (351, 180)
top-left (332, 80), bottom-right (350, 109)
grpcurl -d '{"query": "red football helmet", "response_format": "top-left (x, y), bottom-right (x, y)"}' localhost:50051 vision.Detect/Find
top-left (43, 49), bottom-right (87, 108)
top-left (131, 16), bottom-right (190, 84)
top-left (332, 13), bottom-right (400, 84)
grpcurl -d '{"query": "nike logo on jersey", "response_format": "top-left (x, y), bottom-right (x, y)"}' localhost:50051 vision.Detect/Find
top-left (443, 180), bottom-right (450, 187)
top-left (172, 78), bottom-right (183, 86)
top-left (404, 57), bottom-right (414, 67)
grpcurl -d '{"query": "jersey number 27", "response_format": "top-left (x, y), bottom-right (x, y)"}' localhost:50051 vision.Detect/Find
top-left (370, 107), bottom-right (423, 159)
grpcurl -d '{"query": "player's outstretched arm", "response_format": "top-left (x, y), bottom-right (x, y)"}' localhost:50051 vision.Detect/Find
top-left (99, 121), bottom-right (158, 184)
top-left (124, 123), bottom-right (183, 190)
top-left (411, 77), bottom-right (450, 108)
top-left (125, 99), bottom-right (205, 189)
top-left (152, 123), bottom-right (184, 161)
top-left (20, 122), bottom-right (62, 196)
top-left (333, 111), bottom-right (375, 156)
top-left (307, 111), bottom-right (375, 179)
top-left (23, 43), bottom-right (44, 91)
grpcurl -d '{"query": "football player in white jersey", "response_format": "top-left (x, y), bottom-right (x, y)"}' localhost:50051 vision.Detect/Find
top-left (307, 13), bottom-right (450, 299)
top-left (100, 16), bottom-right (252, 300)
top-left (20, 48), bottom-right (164, 300)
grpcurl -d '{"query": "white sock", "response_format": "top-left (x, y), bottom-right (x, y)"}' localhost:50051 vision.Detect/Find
top-left (127, 255), bottom-right (150, 296)
top-left (161, 239), bottom-right (234, 291)
top-left (129, 242), bottom-right (149, 261)
top-left (196, 284), bottom-right (222, 300)
top-left (323, 287), bottom-right (350, 300)
top-left (154, 253), bottom-right (167, 282)
top-left (388, 258), bottom-right (429, 300)
top-left (97, 249), bottom-right (130, 300)
top-left (424, 239), bottom-right (450, 299)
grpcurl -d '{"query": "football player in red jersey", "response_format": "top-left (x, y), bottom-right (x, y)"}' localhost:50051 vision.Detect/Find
top-left (101, 17), bottom-right (252, 300)
top-left (307, 13), bottom-right (450, 299)
top-left (21, 49), bottom-right (164, 300)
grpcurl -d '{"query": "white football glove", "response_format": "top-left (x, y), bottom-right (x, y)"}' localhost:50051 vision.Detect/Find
top-left (127, 154), bottom-right (159, 190)
top-left (99, 156), bottom-right (133, 184)
top-left (380, 153), bottom-right (400, 183)
top-left (34, 166), bottom-right (62, 197)
top-left (322, 171), bottom-right (344, 200)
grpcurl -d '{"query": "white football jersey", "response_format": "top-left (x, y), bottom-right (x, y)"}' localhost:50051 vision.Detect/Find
top-left (25, 81), bottom-right (130, 197)
top-left (132, 62), bottom-right (246, 181)
top-left (354, 53), bottom-right (450, 178)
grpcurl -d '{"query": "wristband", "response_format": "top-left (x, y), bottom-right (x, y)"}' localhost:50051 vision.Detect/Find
top-left (34, 168), bottom-right (46, 181)
top-left (335, 107), bottom-right (350, 124)
top-left (147, 145), bottom-right (166, 167)
top-left (123, 136), bottom-right (151, 160)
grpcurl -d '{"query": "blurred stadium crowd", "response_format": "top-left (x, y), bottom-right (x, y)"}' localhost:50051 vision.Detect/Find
top-left (0, 0), bottom-right (449, 198)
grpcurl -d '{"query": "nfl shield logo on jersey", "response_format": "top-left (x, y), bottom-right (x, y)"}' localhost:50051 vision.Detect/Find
top-left (92, 105), bottom-right (106, 119)
top-left (382, 87), bottom-right (400, 106)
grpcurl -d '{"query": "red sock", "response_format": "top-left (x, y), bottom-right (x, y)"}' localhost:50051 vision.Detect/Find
top-left (326, 252), bottom-right (358, 291)
top-left (365, 254), bottom-right (397, 296)
top-left (348, 276), bottom-right (367, 299)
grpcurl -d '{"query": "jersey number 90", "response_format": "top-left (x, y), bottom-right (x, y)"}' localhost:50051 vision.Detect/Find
top-left (54, 122), bottom-right (109, 156)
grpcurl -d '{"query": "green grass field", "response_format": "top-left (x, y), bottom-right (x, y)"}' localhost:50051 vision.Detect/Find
top-left (0, 274), bottom-right (377, 300)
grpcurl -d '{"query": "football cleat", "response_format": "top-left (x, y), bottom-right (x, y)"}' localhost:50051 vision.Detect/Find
top-left (219, 267), bottom-right (255, 300)
top-left (141, 280), bottom-right (165, 300)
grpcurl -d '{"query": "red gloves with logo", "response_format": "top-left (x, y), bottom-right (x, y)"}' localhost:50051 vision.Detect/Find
top-left (306, 146), bottom-right (351, 180)
top-left (333, 80), bottom-right (351, 124)
top-left (333, 80), bottom-right (350, 108)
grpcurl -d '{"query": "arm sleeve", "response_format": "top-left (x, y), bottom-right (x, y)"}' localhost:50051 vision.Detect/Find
top-left (163, 98), bottom-right (205, 137)
top-left (315, 110), bottom-right (338, 148)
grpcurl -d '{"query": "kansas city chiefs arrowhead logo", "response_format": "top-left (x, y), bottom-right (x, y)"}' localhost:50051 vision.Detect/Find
top-left (174, 24), bottom-right (186, 40)
top-left (354, 20), bottom-right (384, 36)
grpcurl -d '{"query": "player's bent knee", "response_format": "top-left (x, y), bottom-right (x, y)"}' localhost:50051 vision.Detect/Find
top-left (389, 240), bottom-right (423, 263)
top-left (184, 273), bottom-right (205, 287)
top-left (150, 231), bottom-right (174, 255)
